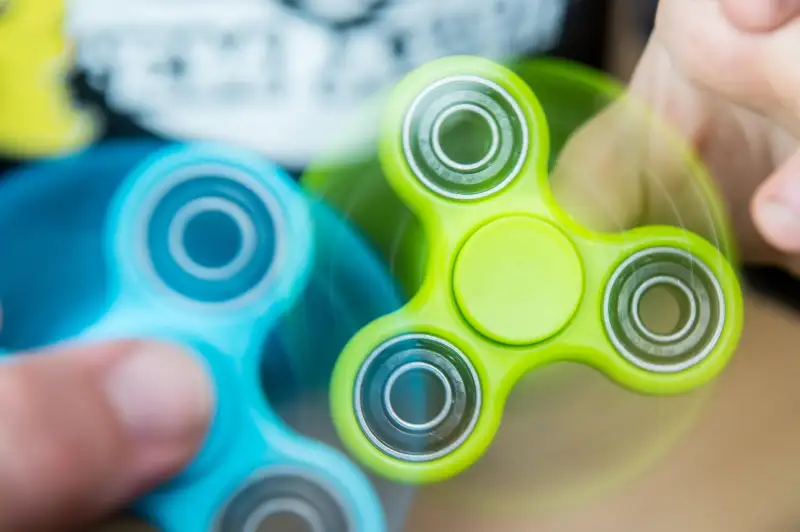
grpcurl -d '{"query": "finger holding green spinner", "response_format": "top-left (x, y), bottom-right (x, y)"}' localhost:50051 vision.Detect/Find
top-left (303, 55), bottom-right (744, 485)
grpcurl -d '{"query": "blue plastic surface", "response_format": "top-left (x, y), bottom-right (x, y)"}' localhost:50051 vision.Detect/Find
top-left (0, 141), bottom-right (405, 531)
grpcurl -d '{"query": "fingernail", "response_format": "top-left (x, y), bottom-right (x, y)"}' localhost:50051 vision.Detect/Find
top-left (103, 343), bottom-right (213, 443)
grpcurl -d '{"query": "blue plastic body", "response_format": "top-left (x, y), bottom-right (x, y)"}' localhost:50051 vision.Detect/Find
top-left (0, 141), bottom-right (404, 531)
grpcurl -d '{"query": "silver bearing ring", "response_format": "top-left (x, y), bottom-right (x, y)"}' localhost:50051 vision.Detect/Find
top-left (135, 163), bottom-right (283, 305)
top-left (603, 247), bottom-right (726, 373)
top-left (214, 467), bottom-right (352, 532)
top-left (354, 333), bottom-right (481, 462)
top-left (402, 75), bottom-right (528, 200)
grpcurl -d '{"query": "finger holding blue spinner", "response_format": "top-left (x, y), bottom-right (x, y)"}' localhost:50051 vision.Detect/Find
top-left (75, 142), bottom-right (387, 531)
top-left (80, 143), bottom-right (313, 477)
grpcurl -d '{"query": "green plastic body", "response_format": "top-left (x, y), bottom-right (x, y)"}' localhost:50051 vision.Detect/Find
top-left (301, 56), bottom-right (744, 484)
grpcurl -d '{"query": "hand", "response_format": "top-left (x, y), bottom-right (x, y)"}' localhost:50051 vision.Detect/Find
top-left (0, 336), bottom-right (212, 531)
top-left (551, 0), bottom-right (800, 275)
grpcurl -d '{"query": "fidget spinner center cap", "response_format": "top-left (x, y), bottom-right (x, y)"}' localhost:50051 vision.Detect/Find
top-left (453, 216), bottom-right (584, 346)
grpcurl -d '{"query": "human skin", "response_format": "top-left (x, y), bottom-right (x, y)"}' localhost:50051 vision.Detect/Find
top-left (13, 0), bottom-right (800, 530)
top-left (552, 0), bottom-right (800, 275)
top-left (0, 338), bottom-right (211, 532)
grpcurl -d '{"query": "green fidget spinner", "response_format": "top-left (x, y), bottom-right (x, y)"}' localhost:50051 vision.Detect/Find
top-left (302, 55), bottom-right (744, 484)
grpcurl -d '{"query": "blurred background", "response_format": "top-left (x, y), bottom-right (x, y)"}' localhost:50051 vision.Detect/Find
top-left (4, 0), bottom-right (800, 530)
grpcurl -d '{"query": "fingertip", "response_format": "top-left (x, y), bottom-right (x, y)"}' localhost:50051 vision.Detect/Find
top-left (0, 340), bottom-right (215, 530)
top-left (102, 342), bottom-right (214, 449)
top-left (753, 171), bottom-right (800, 253)
top-left (550, 102), bottom-right (645, 233)
top-left (720, 0), bottom-right (800, 32)
top-left (752, 198), bottom-right (800, 252)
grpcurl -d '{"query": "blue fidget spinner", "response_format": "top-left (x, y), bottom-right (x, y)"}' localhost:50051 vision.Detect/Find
top-left (0, 141), bottom-right (404, 531)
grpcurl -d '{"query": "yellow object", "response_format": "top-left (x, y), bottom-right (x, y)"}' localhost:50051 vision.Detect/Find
top-left (453, 215), bottom-right (584, 346)
top-left (302, 56), bottom-right (744, 484)
top-left (0, 0), bottom-right (98, 159)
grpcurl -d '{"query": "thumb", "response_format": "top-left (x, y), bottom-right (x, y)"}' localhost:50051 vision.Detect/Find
top-left (548, 41), bottom-right (716, 238)
top-left (0, 340), bottom-right (213, 531)
top-left (548, 96), bottom-right (648, 233)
